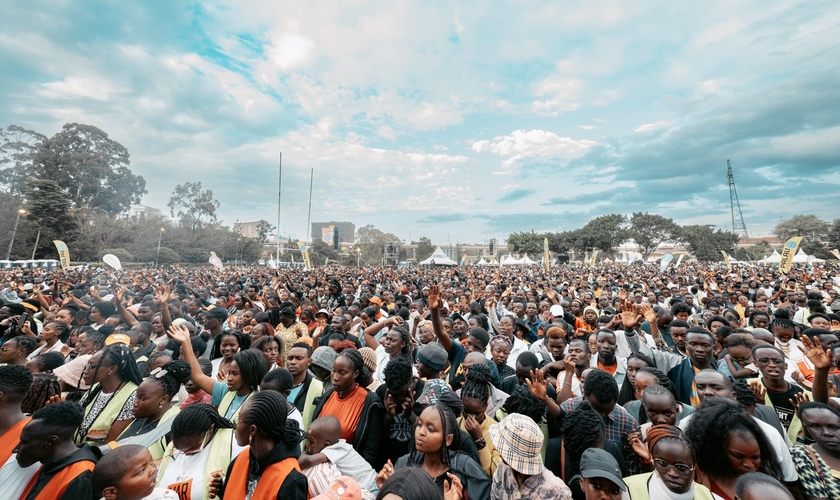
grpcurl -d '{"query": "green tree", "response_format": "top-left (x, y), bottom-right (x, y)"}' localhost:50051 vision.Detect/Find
top-left (309, 239), bottom-right (340, 266)
top-left (23, 179), bottom-right (78, 259)
top-left (28, 123), bottom-right (146, 214)
top-left (355, 224), bottom-right (400, 265)
top-left (415, 236), bottom-right (434, 261)
top-left (0, 125), bottom-right (46, 194)
top-left (734, 240), bottom-right (772, 262)
top-left (255, 220), bottom-right (275, 244)
top-left (629, 212), bottom-right (681, 260)
top-left (168, 182), bottom-right (220, 232)
top-left (774, 214), bottom-right (830, 242)
top-left (506, 232), bottom-right (544, 256)
top-left (827, 219), bottom-right (840, 251)
top-left (574, 214), bottom-right (629, 254)
top-left (679, 225), bottom-right (739, 262)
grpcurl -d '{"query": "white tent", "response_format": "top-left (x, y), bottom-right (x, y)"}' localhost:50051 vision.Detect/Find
top-left (502, 255), bottom-right (519, 265)
top-left (475, 258), bottom-right (488, 266)
top-left (521, 254), bottom-right (536, 265)
top-left (419, 247), bottom-right (458, 266)
top-left (807, 255), bottom-right (825, 263)
top-left (792, 249), bottom-right (810, 263)
top-left (761, 250), bottom-right (781, 264)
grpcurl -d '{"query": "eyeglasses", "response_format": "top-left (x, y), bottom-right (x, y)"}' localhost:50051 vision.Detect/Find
top-left (653, 458), bottom-right (694, 476)
top-left (756, 357), bottom-right (784, 365)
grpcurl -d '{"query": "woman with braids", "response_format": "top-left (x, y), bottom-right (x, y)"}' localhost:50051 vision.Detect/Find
top-left (790, 402), bottom-right (840, 499)
top-left (21, 373), bottom-right (61, 414)
top-left (312, 348), bottom-right (384, 467)
top-left (75, 343), bottom-right (143, 444)
top-left (212, 391), bottom-right (307, 499)
top-left (210, 330), bottom-right (249, 379)
top-left (363, 316), bottom-right (411, 383)
top-left (157, 404), bottom-right (237, 500)
top-left (168, 323), bottom-right (266, 423)
top-left (770, 309), bottom-right (804, 364)
top-left (624, 367), bottom-right (693, 430)
top-left (377, 402), bottom-right (490, 500)
top-left (118, 359), bottom-right (192, 460)
top-left (26, 320), bottom-right (71, 359)
top-left (0, 335), bottom-right (37, 366)
top-left (624, 424), bottom-right (714, 499)
top-left (253, 335), bottom-right (282, 371)
top-left (685, 398), bottom-right (784, 500)
top-left (457, 362), bottom-right (500, 476)
top-left (618, 352), bottom-right (656, 406)
top-left (488, 334), bottom-right (515, 380)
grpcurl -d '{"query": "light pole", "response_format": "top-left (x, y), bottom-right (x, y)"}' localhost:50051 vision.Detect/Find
top-left (155, 227), bottom-right (164, 267)
top-left (356, 247), bottom-right (361, 267)
top-left (6, 209), bottom-right (26, 260)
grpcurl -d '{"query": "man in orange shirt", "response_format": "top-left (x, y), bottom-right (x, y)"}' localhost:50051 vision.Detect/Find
top-left (0, 365), bottom-right (32, 466)
top-left (17, 402), bottom-right (99, 500)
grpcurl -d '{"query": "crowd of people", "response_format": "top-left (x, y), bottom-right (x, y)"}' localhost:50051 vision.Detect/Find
top-left (0, 259), bottom-right (839, 500)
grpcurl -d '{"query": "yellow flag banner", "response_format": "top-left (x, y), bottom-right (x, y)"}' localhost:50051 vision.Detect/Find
top-left (298, 242), bottom-right (313, 270)
top-left (779, 237), bottom-right (803, 274)
top-left (543, 238), bottom-right (550, 274)
top-left (721, 251), bottom-right (731, 270)
top-left (589, 249), bottom-right (599, 267)
top-left (53, 240), bottom-right (71, 269)
top-left (830, 249), bottom-right (840, 260)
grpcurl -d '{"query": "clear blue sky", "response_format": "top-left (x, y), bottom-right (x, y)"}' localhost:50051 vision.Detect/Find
top-left (1, 1), bottom-right (838, 245)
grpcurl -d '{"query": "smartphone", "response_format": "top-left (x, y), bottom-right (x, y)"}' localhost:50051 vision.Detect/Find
top-left (18, 312), bottom-right (29, 333)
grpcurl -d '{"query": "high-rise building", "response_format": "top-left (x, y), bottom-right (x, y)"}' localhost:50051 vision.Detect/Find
top-left (311, 221), bottom-right (355, 244)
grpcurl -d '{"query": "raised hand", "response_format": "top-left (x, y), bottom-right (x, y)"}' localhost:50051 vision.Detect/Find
top-left (428, 284), bottom-right (441, 310)
top-left (525, 368), bottom-right (548, 401)
top-left (799, 335), bottom-right (833, 370)
top-left (376, 460), bottom-right (395, 489)
top-left (628, 430), bottom-right (651, 462)
top-left (640, 303), bottom-right (656, 325)
top-left (167, 323), bottom-right (191, 344)
top-left (790, 392), bottom-right (811, 417)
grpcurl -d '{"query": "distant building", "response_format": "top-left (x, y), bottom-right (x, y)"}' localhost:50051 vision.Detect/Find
top-left (120, 204), bottom-right (164, 219)
top-left (312, 221), bottom-right (355, 244)
top-left (233, 221), bottom-right (263, 239)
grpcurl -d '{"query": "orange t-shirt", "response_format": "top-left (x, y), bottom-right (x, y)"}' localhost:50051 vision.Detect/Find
top-left (320, 385), bottom-right (367, 442)
top-left (598, 360), bottom-right (618, 375)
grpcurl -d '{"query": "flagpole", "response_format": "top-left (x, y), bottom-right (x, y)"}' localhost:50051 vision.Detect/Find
top-left (275, 153), bottom-right (282, 262)
top-left (305, 168), bottom-right (314, 243)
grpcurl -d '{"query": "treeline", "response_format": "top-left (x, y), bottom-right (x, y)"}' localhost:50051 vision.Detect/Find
top-left (0, 123), bottom-right (267, 263)
top-left (507, 213), bottom-right (840, 262)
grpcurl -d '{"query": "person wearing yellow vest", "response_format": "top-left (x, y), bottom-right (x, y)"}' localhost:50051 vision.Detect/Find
top-left (624, 424), bottom-right (714, 499)
top-left (168, 324), bottom-right (265, 424)
top-left (211, 391), bottom-right (307, 499)
top-left (76, 344), bottom-right (143, 444)
top-left (156, 404), bottom-right (237, 500)
top-left (17, 401), bottom-right (99, 500)
top-left (117, 360), bottom-right (191, 461)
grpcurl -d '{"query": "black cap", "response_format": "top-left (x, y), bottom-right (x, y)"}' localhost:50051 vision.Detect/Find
top-left (579, 448), bottom-right (627, 491)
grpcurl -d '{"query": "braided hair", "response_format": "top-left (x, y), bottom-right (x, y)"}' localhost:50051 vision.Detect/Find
top-left (636, 367), bottom-right (677, 400)
top-left (8, 336), bottom-right (38, 356)
top-left (407, 403), bottom-right (459, 468)
top-left (771, 309), bottom-right (795, 331)
top-left (31, 352), bottom-right (65, 373)
top-left (79, 344), bottom-right (144, 405)
top-left (171, 403), bottom-right (234, 440)
top-left (240, 391), bottom-right (303, 447)
top-left (376, 467), bottom-right (442, 500)
top-left (146, 359), bottom-right (192, 399)
top-left (562, 400), bottom-right (605, 478)
top-left (618, 352), bottom-right (656, 406)
top-left (502, 384), bottom-right (545, 424)
top-left (51, 321), bottom-right (72, 343)
top-left (337, 348), bottom-right (368, 386)
top-left (21, 374), bottom-right (61, 414)
top-left (391, 326), bottom-right (412, 356)
top-left (460, 361), bottom-right (491, 407)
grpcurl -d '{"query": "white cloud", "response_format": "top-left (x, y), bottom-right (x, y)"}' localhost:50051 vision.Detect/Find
top-left (471, 130), bottom-right (597, 169)
top-left (268, 32), bottom-right (315, 70)
top-left (633, 121), bottom-right (672, 133)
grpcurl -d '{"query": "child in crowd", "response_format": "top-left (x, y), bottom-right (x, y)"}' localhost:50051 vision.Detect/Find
top-left (91, 444), bottom-right (178, 500)
top-left (179, 358), bottom-right (213, 409)
top-left (300, 415), bottom-right (378, 495)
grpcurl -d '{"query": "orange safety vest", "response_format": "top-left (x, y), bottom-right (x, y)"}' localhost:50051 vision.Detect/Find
top-left (0, 417), bottom-right (30, 464)
top-left (224, 447), bottom-right (305, 500)
top-left (20, 459), bottom-right (96, 500)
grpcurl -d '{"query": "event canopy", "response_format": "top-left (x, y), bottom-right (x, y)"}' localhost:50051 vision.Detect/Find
top-left (501, 254), bottom-right (521, 265)
top-left (475, 258), bottom-right (488, 266)
top-left (419, 247), bottom-right (457, 266)
top-left (792, 249), bottom-right (810, 263)
top-left (521, 254), bottom-right (536, 265)
top-left (807, 255), bottom-right (826, 263)
top-left (760, 250), bottom-right (781, 264)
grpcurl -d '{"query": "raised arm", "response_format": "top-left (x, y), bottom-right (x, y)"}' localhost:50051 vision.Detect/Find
top-left (800, 335), bottom-right (831, 404)
top-left (428, 284), bottom-right (452, 353)
top-left (363, 316), bottom-right (399, 349)
top-left (167, 324), bottom-right (216, 395)
top-left (114, 286), bottom-right (139, 327)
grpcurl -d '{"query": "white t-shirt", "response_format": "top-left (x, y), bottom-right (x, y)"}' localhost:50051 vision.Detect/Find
top-left (158, 446), bottom-right (211, 500)
top-left (679, 412), bottom-right (798, 482)
top-left (0, 454), bottom-right (39, 500)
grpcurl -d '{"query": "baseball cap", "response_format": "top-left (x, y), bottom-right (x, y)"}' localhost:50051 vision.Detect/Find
top-left (549, 304), bottom-right (564, 317)
top-left (578, 448), bottom-right (627, 491)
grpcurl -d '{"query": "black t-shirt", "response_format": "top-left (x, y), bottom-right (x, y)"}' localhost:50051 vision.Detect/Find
top-left (764, 382), bottom-right (803, 430)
